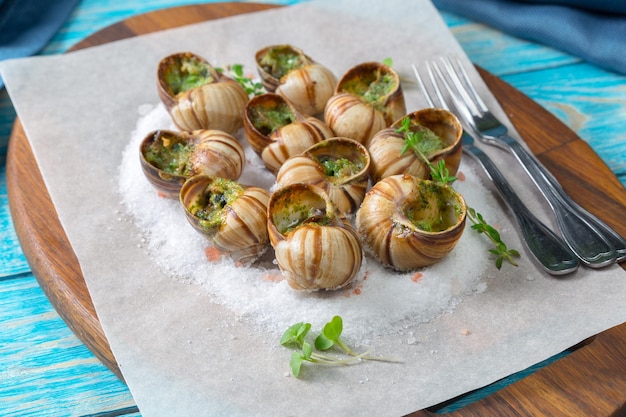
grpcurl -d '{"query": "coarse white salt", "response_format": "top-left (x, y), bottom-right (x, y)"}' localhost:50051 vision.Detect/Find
top-left (117, 103), bottom-right (501, 341)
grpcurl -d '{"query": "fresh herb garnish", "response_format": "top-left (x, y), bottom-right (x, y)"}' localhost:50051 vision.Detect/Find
top-left (429, 159), bottom-right (457, 185)
top-left (281, 316), bottom-right (400, 378)
top-left (397, 116), bottom-right (446, 160)
top-left (467, 208), bottom-right (520, 269)
top-left (396, 116), bottom-right (520, 268)
top-left (217, 64), bottom-right (265, 96)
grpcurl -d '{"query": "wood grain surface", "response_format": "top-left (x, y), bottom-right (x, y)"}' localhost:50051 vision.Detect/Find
top-left (6, 3), bottom-right (626, 416)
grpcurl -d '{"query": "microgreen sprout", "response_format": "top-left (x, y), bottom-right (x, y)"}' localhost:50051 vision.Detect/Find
top-left (280, 321), bottom-right (361, 377)
top-left (382, 57), bottom-right (393, 67)
top-left (467, 207), bottom-right (520, 269)
top-left (281, 316), bottom-right (401, 378)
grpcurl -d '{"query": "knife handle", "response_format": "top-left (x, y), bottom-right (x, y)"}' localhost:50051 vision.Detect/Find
top-left (464, 144), bottom-right (579, 275)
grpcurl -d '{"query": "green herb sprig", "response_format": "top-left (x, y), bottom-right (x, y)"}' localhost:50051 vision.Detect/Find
top-left (396, 116), bottom-right (520, 268)
top-left (281, 316), bottom-right (400, 378)
top-left (396, 116), bottom-right (455, 185)
top-left (382, 57), bottom-right (394, 67)
top-left (219, 64), bottom-right (265, 96)
top-left (467, 208), bottom-right (520, 269)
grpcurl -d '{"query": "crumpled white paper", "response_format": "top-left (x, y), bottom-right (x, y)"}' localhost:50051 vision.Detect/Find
top-left (2, 1), bottom-right (625, 416)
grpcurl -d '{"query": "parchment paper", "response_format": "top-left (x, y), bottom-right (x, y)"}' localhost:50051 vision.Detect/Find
top-left (2, 1), bottom-right (625, 415)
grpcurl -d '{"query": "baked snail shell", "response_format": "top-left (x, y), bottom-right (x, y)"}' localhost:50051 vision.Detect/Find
top-left (324, 61), bottom-right (406, 145)
top-left (368, 108), bottom-right (463, 184)
top-left (157, 52), bottom-right (249, 133)
top-left (243, 92), bottom-right (334, 174)
top-left (275, 137), bottom-right (370, 215)
top-left (179, 175), bottom-right (270, 265)
top-left (255, 44), bottom-right (337, 116)
top-left (139, 129), bottom-right (245, 198)
top-left (355, 174), bottom-right (466, 271)
top-left (267, 183), bottom-right (362, 290)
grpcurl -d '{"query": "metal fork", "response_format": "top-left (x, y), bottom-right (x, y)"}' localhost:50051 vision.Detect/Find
top-left (412, 64), bottom-right (579, 275)
top-left (428, 56), bottom-right (626, 268)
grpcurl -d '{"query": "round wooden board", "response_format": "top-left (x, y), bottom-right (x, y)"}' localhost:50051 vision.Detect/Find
top-left (6, 3), bottom-right (626, 416)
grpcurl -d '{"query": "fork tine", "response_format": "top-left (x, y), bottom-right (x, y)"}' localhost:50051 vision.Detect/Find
top-left (411, 64), bottom-right (436, 108)
top-left (412, 62), bottom-right (455, 112)
top-left (427, 60), bottom-right (478, 129)
top-left (436, 57), bottom-right (483, 118)
top-left (448, 56), bottom-right (490, 113)
top-left (425, 62), bottom-right (452, 110)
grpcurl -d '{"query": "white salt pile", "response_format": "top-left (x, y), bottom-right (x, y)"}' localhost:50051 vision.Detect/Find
top-left (118, 103), bottom-right (500, 340)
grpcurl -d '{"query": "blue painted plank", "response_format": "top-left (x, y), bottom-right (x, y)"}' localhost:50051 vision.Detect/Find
top-left (440, 11), bottom-right (626, 187)
top-left (0, 167), bottom-right (29, 278)
top-left (440, 11), bottom-right (581, 77)
top-left (0, 89), bottom-right (16, 157)
top-left (41, 0), bottom-right (302, 56)
top-left (0, 275), bottom-right (136, 416)
top-left (502, 62), bottom-right (626, 186)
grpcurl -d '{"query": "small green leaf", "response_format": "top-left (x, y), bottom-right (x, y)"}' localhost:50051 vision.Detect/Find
top-left (315, 333), bottom-right (334, 351)
top-left (322, 316), bottom-right (344, 342)
top-left (468, 208), bottom-right (519, 269)
top-left (382, 57), bottom-right (393, 67)
top-left (302, 341), bottom-right (313, 360)
top-left (280, 322), bottom-right (311, 347)
top-left (290, 352), bottom-right (304, 377)
top-left (231, 63), bottom-right (244, 77)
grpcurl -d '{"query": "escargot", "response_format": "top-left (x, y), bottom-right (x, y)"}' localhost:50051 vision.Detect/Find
top-left (255, 44), bottom-right (337, 116)
top-left (267, 183), bottom-right (363, 290)
top-left (243, 92), bottom-right (334, 174)
top-left (324, 61), bottom-right (406, 145)
top-left (275, 137), bottom-right (370, 216)
top-left (355, 174), bottom-right (466, 271)
top-left (367, 108), bottom-right (463, 183)
top-left (139, 129), bottom-right (245, 198)
top-left (157, 52), bottom-right (249, 133)
top-left (180, 175), bottom-right (270, 265)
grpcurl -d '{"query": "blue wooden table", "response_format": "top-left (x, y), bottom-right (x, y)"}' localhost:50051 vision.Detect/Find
top-left (1, 1), bottom-right (625, 415)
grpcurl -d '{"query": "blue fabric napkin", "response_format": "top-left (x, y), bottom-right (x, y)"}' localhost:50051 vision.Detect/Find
top-left (0, 0), bottom-right (80, 88)
top-left (433, 0), bottom-right (626, 75)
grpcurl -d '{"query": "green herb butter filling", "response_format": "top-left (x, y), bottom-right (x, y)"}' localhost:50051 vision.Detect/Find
top-left (272, 188), bottom-right (333, 235)
top-left (341, 70), bottom-right (396, 110)
top-left (409, 127), bottom-right (445, 157)
top-left (189, 178), bottom-right (244, 231)
top-left (397, 117), bottom-right (447, 159)
top-left (259, 46), bottom-right (306, 79)
top-left (144, 134), bottom-right (194, 176)
top-left (165, 56), bottom-right (214, 95)
top-left (317, 156), bottom-right (363, 183)
top-left (403, 181), bottom-right (462, 232)
top-left (249, 102), bottom-right (296, 135)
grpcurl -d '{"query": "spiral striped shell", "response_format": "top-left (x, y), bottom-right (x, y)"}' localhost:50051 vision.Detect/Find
top-left (276, 137), bottom-right (370, 215)
top-left (267, 183), bottom-right (362, 290)
top-left (139, 129), bottom-right (245, 198)
top-left (255, 44), bottom-right (337, 116)
top-left (187, 130), bottom-right (245, 180)
top-left (243, 93), bottom-right (334, 174)
top-left (368, 108), bottom-right (463, 183)
top-left (180, 175), bottom-right (270, 265)
top-left (355, 174), bottom-right (466, 271)
top-left (324, 61), bottom-right (406, 145)
top-left (157, 52), bottom-right (249, 134)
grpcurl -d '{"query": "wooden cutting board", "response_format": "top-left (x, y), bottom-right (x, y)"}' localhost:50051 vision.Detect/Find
top-left (6, 3), bottom-right (626, 416)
